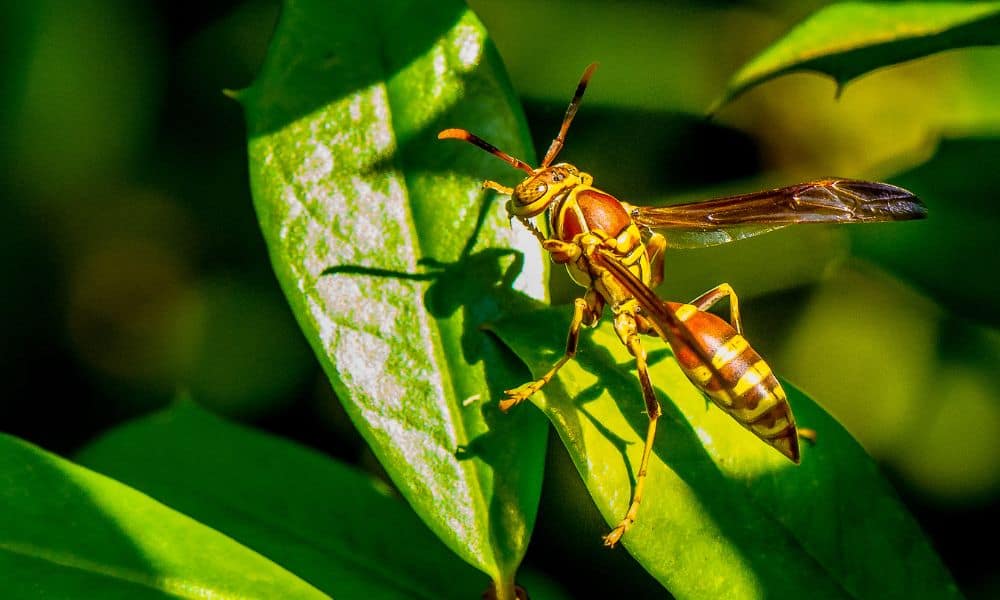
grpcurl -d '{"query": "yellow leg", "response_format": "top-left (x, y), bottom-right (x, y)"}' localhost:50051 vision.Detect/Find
top-left (690, 282), bottom-right (742, 335)
top-left (500, 297), bottom-right (593, 412)
top-left (603, 317), bottom-right (661, 547)
top-left (691, 284), bottom-right (818, 447)
top-left (646, 233), bottom-right (666, 288)
top-left (798, 428), bottom-right (818, 444)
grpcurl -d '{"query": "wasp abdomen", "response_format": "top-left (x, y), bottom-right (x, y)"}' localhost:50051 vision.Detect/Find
top-left (665, 302), bottom-right (800, 463)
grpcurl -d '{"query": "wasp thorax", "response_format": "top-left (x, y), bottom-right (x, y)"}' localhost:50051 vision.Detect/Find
top-left (509, 164), bottom-right (591, 218)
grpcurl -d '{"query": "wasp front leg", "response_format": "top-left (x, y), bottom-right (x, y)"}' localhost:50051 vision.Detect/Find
top-left (500, 288), bottom-right (605, 412)
top-left (541, 238), bottom-right (581, 264)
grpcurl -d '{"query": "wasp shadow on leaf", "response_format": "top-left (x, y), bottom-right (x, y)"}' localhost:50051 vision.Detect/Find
top-left (322, 189), bottom-right (549, 561)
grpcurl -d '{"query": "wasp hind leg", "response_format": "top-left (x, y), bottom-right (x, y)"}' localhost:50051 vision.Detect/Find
top-left (604, 312), bottom-right (662, 548)
top-left (646, 233), bottom-right (666, 288)
top-left (689, 282), bottom-right (743, 334)
top-left (500, 290), bottom-right (603, 412)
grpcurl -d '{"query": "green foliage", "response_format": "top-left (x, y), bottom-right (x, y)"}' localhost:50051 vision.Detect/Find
top-left (488, 305), bottom-right (961, 599)
top-left (6, 0), bottom-right (1000, 597)
top-left (75, 402), bottom-right (490, 599)
top-left (0, 431), bottom-right (327, 599)
top-left (717, 1), bottom-right (1000, 108)
top-left (237, 0), bottom-right (547, 593)
top-left (852, 136), bottom-right (1000, 324)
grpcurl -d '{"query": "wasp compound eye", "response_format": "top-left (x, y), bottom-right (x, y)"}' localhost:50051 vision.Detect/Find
top-left (517, 181), bottom-right (547, 205)
top-left (508, 179), bottom-right (551, 218)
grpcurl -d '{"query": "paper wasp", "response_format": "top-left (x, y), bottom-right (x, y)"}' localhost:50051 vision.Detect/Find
top-left (438, 64), bottom-right (926, 547)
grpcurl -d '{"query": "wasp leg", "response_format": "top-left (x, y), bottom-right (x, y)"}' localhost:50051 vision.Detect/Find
top-left (690, 282), bottom-right (742, 335)
top-left (646, 233), bottom-right (666, 288)
top-left (541, 238), bottom-right (582, 264)
top-left (691, 284), bottom-right (818, 446)
top-left (604, 312), bottom-right (661, 548)
top-left (500, 291), bottom-right (603, 412)
top-left (798, 428), bottom-right (818, 445)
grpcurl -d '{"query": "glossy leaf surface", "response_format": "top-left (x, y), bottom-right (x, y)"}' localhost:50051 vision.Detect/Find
top-left (75, 403), bottom-right (490, 599)
top-left (0, 433), bottom-right (327, 599)
top-left (238, 0), bottom-right (548, 588)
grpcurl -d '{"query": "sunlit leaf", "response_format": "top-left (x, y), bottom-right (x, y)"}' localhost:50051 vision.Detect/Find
top-left (75, 402), bottom-right (491, 598)
top-left (489, 304), bottom-right (961, 599)
top-left (236, 0), bottom-right (548, 591)
top-left (716, 1), bottom-right (1000, 109)
top-left (0, 433), bottom-right (327, 599)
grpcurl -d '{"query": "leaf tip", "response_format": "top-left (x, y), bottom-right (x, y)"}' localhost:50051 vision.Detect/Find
top-left (222, 87), bottom-right (247, 103)
top-left (705, 95), bottom-right (725, 118)
top-left (833, 78), bottom-right (847, 101)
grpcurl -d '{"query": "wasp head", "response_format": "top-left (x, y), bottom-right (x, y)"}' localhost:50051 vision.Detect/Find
top-left (509, 164), bottom-right (592, 218)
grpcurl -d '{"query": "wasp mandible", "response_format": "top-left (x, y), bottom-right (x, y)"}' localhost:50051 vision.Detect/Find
top-left (438, 64), bottom-right (926, 547)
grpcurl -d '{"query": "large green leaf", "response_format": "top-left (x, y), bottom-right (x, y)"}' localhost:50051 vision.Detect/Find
top-left (236, 0), bottom-right (547, 593)
top-left (716, 1), bottom-right (1000, 109)
top-left (489, 305), bottom-right (962, 599)
top-left (0, 433), bottom-right (326, 599)
top-left (74, 402), bottom-right (492, 598)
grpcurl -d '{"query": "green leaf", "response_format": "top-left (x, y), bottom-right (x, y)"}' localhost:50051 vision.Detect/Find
top-left (0, 433), bottom-right (327, 599)
top-left (488, 304), bottom-right (962, 599)
top-left (715, 1), bottom-right (1000, 109)
top-left (236, 0), bottom-right (548, 592)
top-left (74, 402), bottom-right (489, 599)
top-left (851, 136), bottom-right (1000, 327)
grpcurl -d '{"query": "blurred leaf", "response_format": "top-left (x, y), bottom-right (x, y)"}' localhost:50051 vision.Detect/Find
top-left (851, 136), bottom-right (1000, 326)
top-left (489, 304), bottom-right (961, 599)
top-left (176, 276), bottom-right (314, 418)
top-left (75, 402), bottom-right (488, 598)
top-left (468, 0), bottom-right (768, 113)
top-left (717, 1), bottom-right (1000, 109)
top-left (775, 263), bottom-right (1000, 503)
top-left (7, 0), bottom-right (163, 192)
top-left (0, 433), bottom-right (326, 599)
top-left (238, 0), bottom-right (547, 592)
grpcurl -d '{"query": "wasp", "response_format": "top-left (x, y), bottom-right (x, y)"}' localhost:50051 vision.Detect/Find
top-left (438, 64), bottom-right (926, 547)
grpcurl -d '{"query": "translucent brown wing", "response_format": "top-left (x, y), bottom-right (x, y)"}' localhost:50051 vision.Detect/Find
top-left (630, 179), bottom-right (926, 248)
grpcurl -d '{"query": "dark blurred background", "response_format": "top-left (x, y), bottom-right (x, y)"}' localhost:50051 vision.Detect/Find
top-left (3, 1), bottom-right (998, 597)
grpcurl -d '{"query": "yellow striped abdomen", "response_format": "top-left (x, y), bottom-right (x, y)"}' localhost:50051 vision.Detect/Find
top-left (666, 302), bottom-right (799, 463)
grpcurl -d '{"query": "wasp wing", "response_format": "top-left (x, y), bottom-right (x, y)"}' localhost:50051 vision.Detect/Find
top-left (631, 179), bottom-right (926, 249)
top-left (592, 249), bottom-right (722, 381)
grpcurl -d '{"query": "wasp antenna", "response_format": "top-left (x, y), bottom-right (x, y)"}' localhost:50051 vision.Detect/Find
top-left (438, 128), bottom-right (535, 175)
top-left (541, 62), bottom-right (598, 167)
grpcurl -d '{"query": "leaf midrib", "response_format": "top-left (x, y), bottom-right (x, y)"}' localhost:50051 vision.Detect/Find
top-left (365, 8), bottom-right (499, 578)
